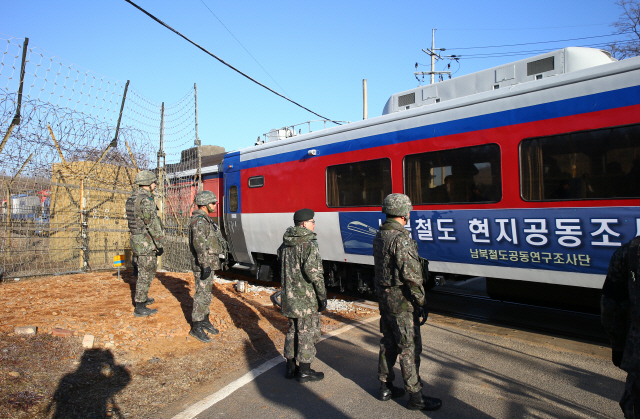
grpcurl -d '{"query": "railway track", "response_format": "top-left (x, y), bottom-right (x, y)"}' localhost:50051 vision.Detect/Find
top-left (219, 268), bottom-right (609, 346)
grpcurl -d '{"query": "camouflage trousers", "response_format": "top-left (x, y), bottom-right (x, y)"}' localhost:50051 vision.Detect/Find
top-left (284, 314), bottom-right (320, 364)
top-left (192, 269), bottom-right (214, 322)
top-left (134, 254), bottom-right (157, 303)
top-left (378, 309), bottom-right (423, 394)
top-left (620, 372), bottom-right (640, 419)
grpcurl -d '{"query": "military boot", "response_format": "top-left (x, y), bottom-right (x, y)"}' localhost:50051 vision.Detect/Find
top-left (144, 297), bottom-right (155, 306)
top-left (134, 302), bottom-right (158, 317)
top-left (407, 391), bottom-right (442, 411)
top-left (285, 358), bottom-right (298, 379)
top-left (295, 363), bottom-right (324, 383)
top-left (189, 322), bottom-right (211, 343)
top-left (378, 381), bottom-right (405, 401)
top-left (202, 314), bottom-right (219, 335)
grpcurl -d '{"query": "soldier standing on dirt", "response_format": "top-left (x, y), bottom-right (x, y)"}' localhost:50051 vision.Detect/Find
top-left (188, 191), bottom-right (228, 343)
top-left (278, 208), bottom-right (327, 383)
top-left (126, 170), bottom-right (166, 318)
top-left (373, 193), bottom-right (442, 411)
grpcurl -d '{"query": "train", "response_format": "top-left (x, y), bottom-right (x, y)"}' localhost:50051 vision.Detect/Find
top-left (179, 47), bottom-right (640, 311)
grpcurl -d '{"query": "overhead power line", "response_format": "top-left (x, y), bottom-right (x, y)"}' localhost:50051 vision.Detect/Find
top-left (198, 0), bottom-right (290, 98)
top-left (124, 0), bottom-right (340, 125)
top-left (449, 32), bottom-right (631, 50)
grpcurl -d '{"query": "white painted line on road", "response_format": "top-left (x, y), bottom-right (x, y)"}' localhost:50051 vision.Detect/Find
top-left (170, 315), bottom-right (379, 419)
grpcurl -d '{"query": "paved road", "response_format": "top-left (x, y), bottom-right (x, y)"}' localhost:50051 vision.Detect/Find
top-left (171, 316), bottom-right (625, 419)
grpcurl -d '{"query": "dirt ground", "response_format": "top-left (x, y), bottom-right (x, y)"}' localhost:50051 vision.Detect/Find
top-left (0, 269), bottom-right (377, 418)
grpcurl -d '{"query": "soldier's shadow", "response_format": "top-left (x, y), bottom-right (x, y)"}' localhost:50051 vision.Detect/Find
top-left (157, 272), bottom-right (195, 324)
top-left (45, 349), bottom-right (131, 419)
top-left (212, 286), bottom-right (280, 360)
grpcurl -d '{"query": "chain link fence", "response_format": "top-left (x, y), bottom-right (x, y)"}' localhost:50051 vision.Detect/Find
top-left (0, 34), bottom-right (205, 279)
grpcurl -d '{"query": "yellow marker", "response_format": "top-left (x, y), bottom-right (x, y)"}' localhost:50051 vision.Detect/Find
top-left (113, 254), bottom-right (125, 267)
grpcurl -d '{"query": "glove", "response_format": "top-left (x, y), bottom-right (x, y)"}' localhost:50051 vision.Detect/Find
top-left (417, 305), bottom-right (428, 326)
top-left (318, 298), bottom-right (327, 312)
top-left (201, 266), bottom-right (211, 280)
top-left (156, 247), bottom-right (164, 257)
top-left (612, 349), bottom-right (623, 367)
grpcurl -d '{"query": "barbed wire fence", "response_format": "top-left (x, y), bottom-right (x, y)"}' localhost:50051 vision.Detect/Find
top-left (0, 34), bottom-right (203, 279)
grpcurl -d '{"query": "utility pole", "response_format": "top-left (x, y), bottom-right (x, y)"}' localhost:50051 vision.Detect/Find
top-left (414, 29), bottom-right (453, 84)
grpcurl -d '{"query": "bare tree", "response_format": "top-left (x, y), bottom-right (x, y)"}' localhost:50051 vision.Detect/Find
top-left (608, 0), bottom-right (640, 59)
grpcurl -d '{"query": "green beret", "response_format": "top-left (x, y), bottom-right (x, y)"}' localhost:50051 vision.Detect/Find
top-left (294, 208), bottom-right (314, 222)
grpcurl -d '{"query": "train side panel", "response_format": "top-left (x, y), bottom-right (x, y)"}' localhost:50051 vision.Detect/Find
top-left (223, 55), bottom-right (640, 295)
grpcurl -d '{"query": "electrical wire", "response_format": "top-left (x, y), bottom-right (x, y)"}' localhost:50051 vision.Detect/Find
top-left (197, 0), bottom-right (291, 98)
top-left (456, 42), bottom-right (617, 59)
top-left (124, 0), bottom-right (340, 125)
top-left (448, 32), bottom-right (631, 50)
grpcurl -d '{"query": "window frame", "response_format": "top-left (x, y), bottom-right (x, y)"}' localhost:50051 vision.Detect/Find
top-left (519, 123), bottom-right (640, 202)
top-left (248, 175), bottom-right (264, 188)
top-left (228, 185), bottom-right (238, 212)
top-left (402, 143), bottom-right (502, 205)
top-left (325, 157), bottom-right (392, 208)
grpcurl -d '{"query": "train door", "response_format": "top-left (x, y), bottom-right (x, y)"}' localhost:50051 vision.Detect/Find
top-left (223, 165), bottom-right (253, 264)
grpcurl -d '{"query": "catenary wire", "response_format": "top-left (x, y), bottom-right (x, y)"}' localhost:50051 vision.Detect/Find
top-left (448, 32), bottom-right (631, 50)
top-left (124, 0), bottom-right (340, 125)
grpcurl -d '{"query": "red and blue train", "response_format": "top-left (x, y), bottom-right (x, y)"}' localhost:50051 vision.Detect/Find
top-left (192, 47), bottom-right (640, 310)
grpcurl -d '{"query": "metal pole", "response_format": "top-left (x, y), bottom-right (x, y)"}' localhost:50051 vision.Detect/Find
top-left (194, 83), bottom-right (202, 191)
top-left (0, 38), bottom-right (29, 157)
top-left (363, 79), bottom-right (368, 120)
top-left (431, 29), bottom-right (436, 85)
top-left (86, 81), bottom-right (129, 178)
top-left (157, 102), bottom-right (165, 270)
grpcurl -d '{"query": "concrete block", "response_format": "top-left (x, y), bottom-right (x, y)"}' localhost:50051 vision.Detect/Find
top-left (82, 335), bottom-right (94, 349)
top-left (52, 328), bottom-right (73, 337)
top-left (14, 326), bottom-right (37, 335)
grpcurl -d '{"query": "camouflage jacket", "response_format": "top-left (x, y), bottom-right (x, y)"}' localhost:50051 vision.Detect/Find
top-left (126, 188), bottom-right (166, 256)
top-left (602, 236), bottom-right (640, 372)
top-left (188, 209), bottom-right (228, 271)
top-left (277, 226), bottom-right (327, 318)
top-left (373, 218), bottom-right (425, 314)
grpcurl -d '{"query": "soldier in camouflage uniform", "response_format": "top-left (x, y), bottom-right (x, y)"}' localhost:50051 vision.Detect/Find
top-left (188, 191), bottom-right (228, 343)
top-left (277, 208), bottom-right (327, 383)
top-left (373, 193), bottom-right (442, 411)
top-left (602, 236), bottom-right (640, 418)
top-left (126, 170), bottom-right (167, 317)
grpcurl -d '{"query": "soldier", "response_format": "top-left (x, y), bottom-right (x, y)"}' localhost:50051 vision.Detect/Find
top-left (602, 236), bottom-right (640, 418)
top-left (125, 170), bottom-right (167, 317)
top-left (188, 190), bottom-right (228, 343)
top-left (277, 208), bottom-right (327, 383)
top-left (373, 193), bottom-right (442, 411)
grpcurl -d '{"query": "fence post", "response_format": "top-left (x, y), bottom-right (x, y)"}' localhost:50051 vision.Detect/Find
top-left (194, 83), bottom-right (202, 192)
top-left (0, 38), bottom-right (29, 157)
top-left (157, 102), bottom-right (166, 270)
top-left (80, 178), bottom-right (87, 270)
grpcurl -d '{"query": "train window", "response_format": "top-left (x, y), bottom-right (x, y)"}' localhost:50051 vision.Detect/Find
top-left (404, 144), bottom-right (502, 204)
top-left (228, 185), bottom-right (238, 212)
top-left (326, 158), bottom-right (392, 207)
top-left (521, 123), bottom-right (640, 201)
top-left (248, 176), bottom-right (264, 188)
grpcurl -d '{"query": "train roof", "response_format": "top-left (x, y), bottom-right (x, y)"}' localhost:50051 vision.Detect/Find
top-left (232, 47), bottom-right (639, 163)
top-left (383, 47), bottom-right (616, 115)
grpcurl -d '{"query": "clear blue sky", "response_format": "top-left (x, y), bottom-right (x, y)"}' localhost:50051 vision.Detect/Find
top-left (0, 0), bottom-right (627, 158)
